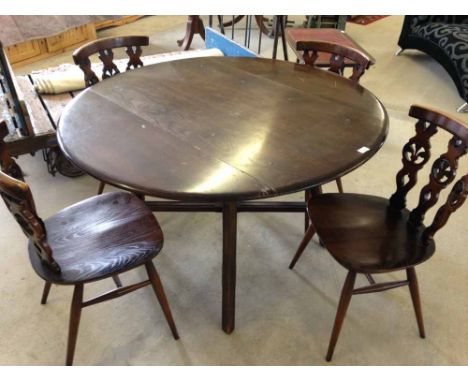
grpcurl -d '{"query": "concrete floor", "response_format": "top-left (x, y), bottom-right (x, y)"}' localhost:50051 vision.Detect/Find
top-left (1, 16), bottom-right (467, 365)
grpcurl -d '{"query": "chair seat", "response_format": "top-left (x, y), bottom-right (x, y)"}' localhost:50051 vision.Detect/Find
top-left (308, 193), bottom-right (436, 273)
top-left (29, 192), bottom-right (163, 284)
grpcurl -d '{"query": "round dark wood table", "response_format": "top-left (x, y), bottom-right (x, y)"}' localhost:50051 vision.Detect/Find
top-left (58, 56), bottom-right (389, 334)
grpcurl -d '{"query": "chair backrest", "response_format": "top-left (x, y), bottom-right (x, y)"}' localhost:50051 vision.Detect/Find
top-left (300, 41), bottom-right (373, 84)
top-left (204, 27), bottom-right (259, 58)
top-left (72, 35), bottom-right (150, 87)
top-left (388, 105), bottom-right (468, 243)
top-left (0, 120), bottom-right (60, 272)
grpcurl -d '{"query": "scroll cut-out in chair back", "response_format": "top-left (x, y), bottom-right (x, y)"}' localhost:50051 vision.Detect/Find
top-left (72, 35), bottom-right (149, 87)
top-left (389, 105), bottom-right (468, 243)
top-left (0, 120), bottom-right (60, 272)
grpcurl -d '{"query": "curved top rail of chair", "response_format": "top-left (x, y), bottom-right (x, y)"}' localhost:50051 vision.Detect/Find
top-left (297, 40), bottom-right (375, 67)
top-left (409, 104), bottom-right (468, 144)
top-left (72, 35), bottom-right (150, 64)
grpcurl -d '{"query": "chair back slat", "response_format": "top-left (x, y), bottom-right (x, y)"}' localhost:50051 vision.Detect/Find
top-left (388, 119), bottom-right (438, 210)
top-left (125, 45), bottom-right (144, 69)
top-left (300, 41), bottom-right (372, 84)
top-left (423, 173), bottom-right (468, 243)
top-left (389, 105), bottom-right (468, 241)
top-left (409, 134), bottom-right (467, 227)
top-left (98, 49), bottom-right (120, 79)
top-left (0, 120), bottom-right (60, 273)
top-left (72, 36), bottom-right (149, 87)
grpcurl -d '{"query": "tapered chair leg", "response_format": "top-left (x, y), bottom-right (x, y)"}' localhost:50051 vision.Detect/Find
top-left (304, 189), bottom-right (310, 232)
top-left (97, 181), bottom-right (105, 195)
top-left (145, 261), bottom-right (179, 340)
top-left (365, 274), bottom-right (376, 285)
top-left (66, 283), bottom-right (84, 366)
top-left (41, 281), bottom-right (52, 304)
top-left (289, 224), bottom-right (316, 269)
top-left (112, 275), bottom-right (123, 288)
top-left (336, 177), bottom-right (344, 193)
top-left (326, 271), bottom-right (356, 362)
top-left (406, 267), bottom-right (425, 338)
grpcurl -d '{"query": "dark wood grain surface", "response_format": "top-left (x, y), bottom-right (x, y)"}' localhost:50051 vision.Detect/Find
top-left (58, 57), bottom-right (388, 202)
top-left (287, 105), bottom-right (468, 361)
top-left (28, 191), bottom-right (164, 285)
top-left (307, 193), bottom-right (436, 273)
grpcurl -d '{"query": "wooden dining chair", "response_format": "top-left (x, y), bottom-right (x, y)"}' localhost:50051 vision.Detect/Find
top-left (298, 40), bottom-right (374, 85)
top-left (286, 30), bottom-right (375, 197)
top-left (0, 120), bottom-right (179, 365)
top-left (289, 105), bottom-right (468, 361)
top-left (295, 40), bottom-right (375, 233)
top-left (73, 35), bottom-right (150, 195)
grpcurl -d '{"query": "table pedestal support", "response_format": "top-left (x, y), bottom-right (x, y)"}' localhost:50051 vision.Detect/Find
top-left (145, 197), bottom-right (319, 333)
top-left (272, 15), bottom-right (289, 61)
top-left (177, 15), bottom-right (205, 51)
top-left (222, 201), bottom-right (237, 334)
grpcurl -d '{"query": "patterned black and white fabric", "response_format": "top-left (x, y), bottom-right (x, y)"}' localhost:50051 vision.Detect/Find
top-left (410, 16), bottom-right (468, 28)
top-left (410, 16), bottom-right (468, 101)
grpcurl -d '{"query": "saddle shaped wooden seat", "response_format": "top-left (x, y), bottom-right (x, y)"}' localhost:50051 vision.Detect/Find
top-left (289, 105), bottom-right (468, 361)
top-left (307, 193), bottom-right (435, 273)
top-left (0, 120), bottom-right (178, 365)
top-left (28, 191), bottom-right (163, 285)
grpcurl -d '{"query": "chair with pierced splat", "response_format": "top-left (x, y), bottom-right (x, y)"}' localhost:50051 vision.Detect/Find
top-left (0, 120), bottom-right (178, 365)
top-left (72, 35), bottom-right (149, 195)
top-left (286, 29), bottom-right (375, 197)
top-left (289, 105), bottom-right (468, 361)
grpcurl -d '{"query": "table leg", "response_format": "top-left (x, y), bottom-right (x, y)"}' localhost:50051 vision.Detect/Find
top-left (310, 186), bottom-right (324, 247)
top-left (222, 200), bottom-right (237, 334)
top-left (272, 16), bottom-right (288, 61)
top-left (272, 16), bottom-right (280, 59)
top-left (290, 185), bottom-right (323, 269)
top-left (280, 16), bottom-right (289, 61)
top-left (304, 186), bottom-right (322, 232)
top-left (254, 15), bottom-right (271, 36)
top-left (177, 15), bottom-right (205, 51)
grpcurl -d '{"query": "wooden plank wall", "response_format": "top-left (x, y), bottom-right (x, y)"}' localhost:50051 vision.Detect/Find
top-left (2, 16), bottom-right (142, 67)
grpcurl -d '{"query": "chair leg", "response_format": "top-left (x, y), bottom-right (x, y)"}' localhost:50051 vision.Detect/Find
top-left (304, 189), bottom-right (311, 232)
top-left (365, 274), bottom-right (376, 285)
top-left (112, 275), bottom-right (123, 288)
top-left (406, 267), bottom-right (425, 338)
top-left (145, 261), bottom-right (179, 340)
top-left (326, 271), bottom-right (356, 362)
top-left (336, 177), bottom-right (344, 193)
top-left (289, 224), bottom-right (316, 270)
top-left (66, 283), bottom-right (84, 366)
top-left (97, 181), bottom-right (105, 195)
top-left (457, 102), bottom-right (468, 113)
top-left (41, 281), bottom-right (52, 304)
